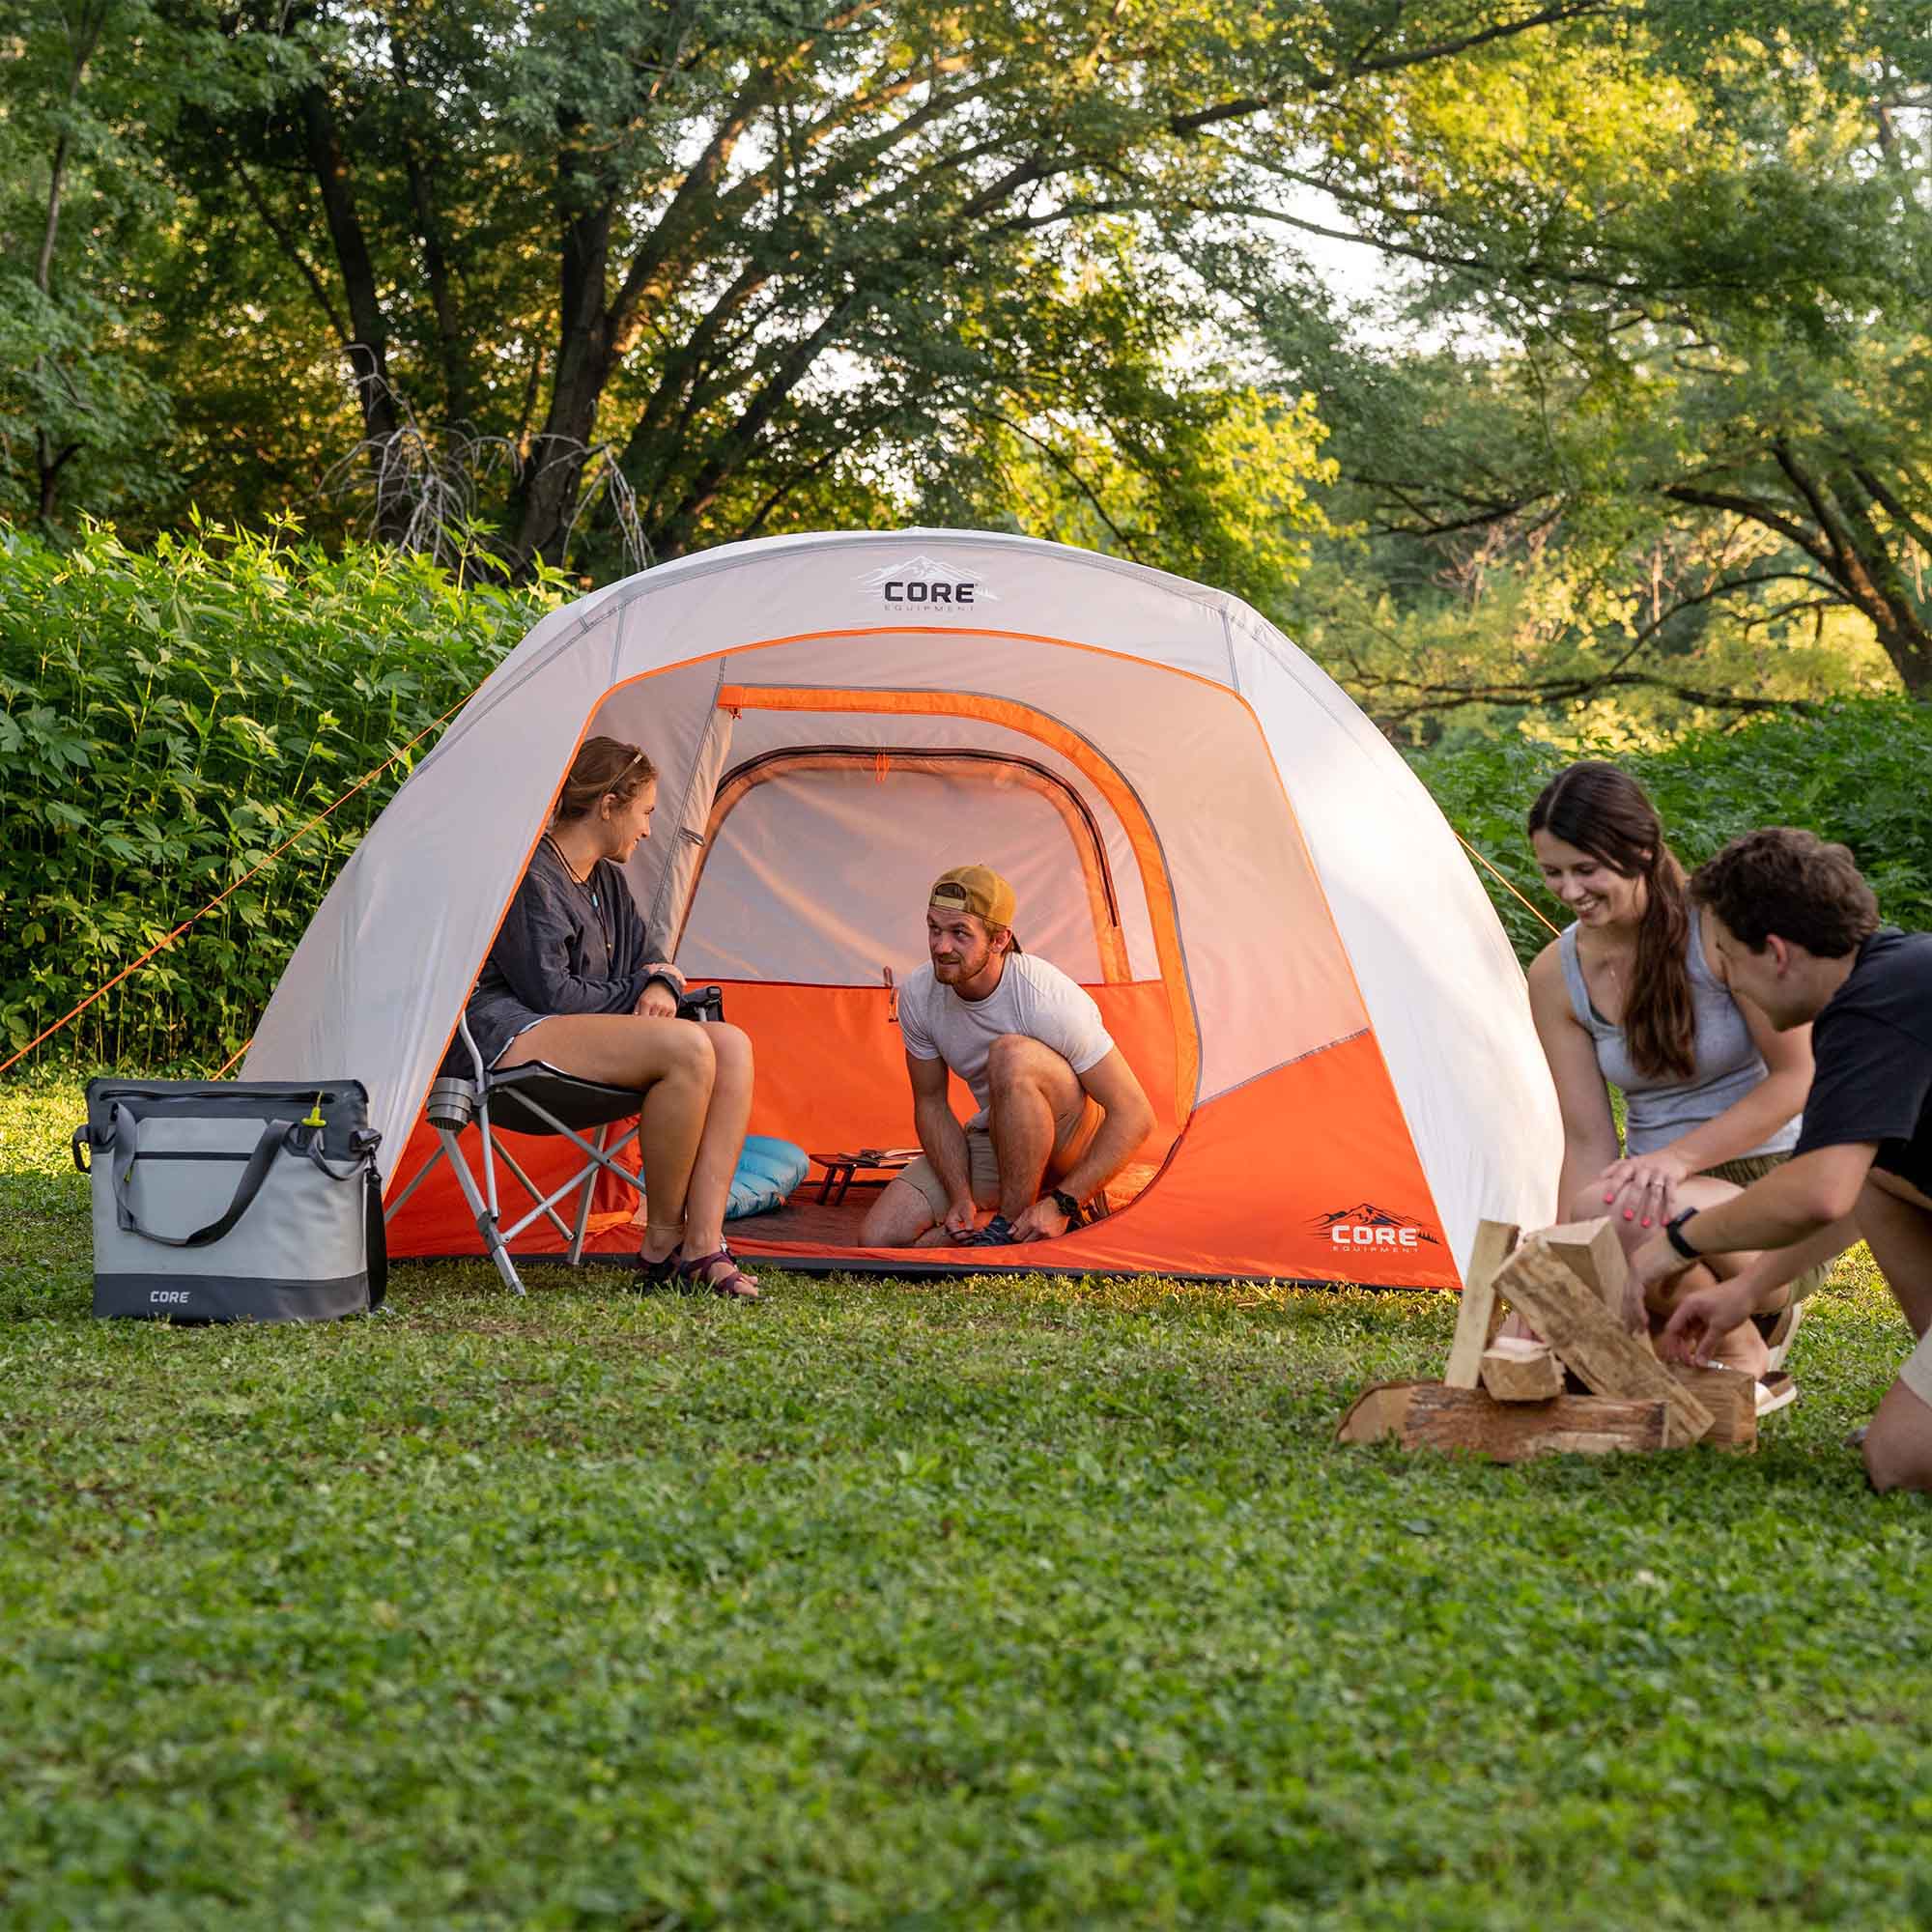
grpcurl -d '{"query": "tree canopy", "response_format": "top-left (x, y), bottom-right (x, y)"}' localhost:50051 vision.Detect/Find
top-left (7, 0), bottom-right (1932, 726)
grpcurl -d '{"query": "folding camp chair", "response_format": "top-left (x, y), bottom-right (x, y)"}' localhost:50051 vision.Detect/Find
top-left (385, 1004), bottom-right (713, 1295)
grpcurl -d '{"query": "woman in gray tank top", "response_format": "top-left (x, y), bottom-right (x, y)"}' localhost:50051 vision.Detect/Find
top-left (1523, 763), bottom-right (1816, 1376)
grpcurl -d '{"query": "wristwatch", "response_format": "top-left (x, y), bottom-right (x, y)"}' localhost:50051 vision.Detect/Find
top-left (1663, 1208), bottom-right (1701, 1261)
top-left (1047, 1187), bottom-right (1082, 1223)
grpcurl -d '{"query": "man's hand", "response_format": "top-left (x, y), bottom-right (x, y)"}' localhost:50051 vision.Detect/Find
top-left (1659, 1278), bottom-right (1758, 1364)
top-left (1009, 1196), bottom-right (1072, 1243)
top-left (944, 1196), bottom-right (979, 1241)
top-left (1597, 1149), bottom-right (1691, 1231)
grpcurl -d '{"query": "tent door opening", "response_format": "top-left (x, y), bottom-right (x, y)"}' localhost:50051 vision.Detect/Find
top-left (678, 746), bottom-right (1130, 983)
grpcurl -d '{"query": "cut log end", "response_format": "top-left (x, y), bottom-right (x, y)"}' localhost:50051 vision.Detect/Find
top-left (1480, 1337), bottom-right (1565, 1402)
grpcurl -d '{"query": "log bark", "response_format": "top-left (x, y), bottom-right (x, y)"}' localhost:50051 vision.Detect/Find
top-left (1336, 1381), bottom-right (1673, 1462)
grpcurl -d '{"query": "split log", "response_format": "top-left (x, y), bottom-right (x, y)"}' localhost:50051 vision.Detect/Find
top-left (1541, 1219), bottom-right (1630, 1319)
top-left (1669, 1362), bottom-right (1757, 1452)
top-left (1494, 1242), bottom-right (1714, 1446)
top-left (1480, 1335), bottom-right (1565, 1402)
top-left (1444, 1219), bottom-right (1520, 1388)
top-left (1335, 1380), bottom-right (1672, 1461)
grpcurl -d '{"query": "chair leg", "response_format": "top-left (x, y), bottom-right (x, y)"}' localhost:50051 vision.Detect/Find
top-left (489, 1132), bottom-right (579, 1243)
top-left (567, 1125), bottom-right (610, 1265)
top-left (437, 1125), bottom-right (526, 1296)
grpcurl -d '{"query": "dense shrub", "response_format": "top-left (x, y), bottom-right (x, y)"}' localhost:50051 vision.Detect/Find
top-left (1411, 701), bottom-right (1932, 965)
top-left (0, 523), bottom-right (552, 1067)
top-left (3, 522), bottom-right (1927, 1073)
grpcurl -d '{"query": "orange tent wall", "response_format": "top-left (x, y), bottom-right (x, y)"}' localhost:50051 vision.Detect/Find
top-left (384, 1013), bottom-right (1456, 1288)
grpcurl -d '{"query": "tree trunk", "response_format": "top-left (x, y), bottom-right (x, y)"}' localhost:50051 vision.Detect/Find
top-left (509, 155), bottom-right (617, 571)
top-left (32, 6), bottom-right (101, 528)
top-left (298, 84), bottom-right (412, 540)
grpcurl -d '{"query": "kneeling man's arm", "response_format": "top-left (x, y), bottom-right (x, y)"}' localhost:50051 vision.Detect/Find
top-left (1660, 1142), bottom-right (1875, 1269)
top-left (1648, 1142), bottom-right (1876, 1355)
top-left (1057, 1048), bottom-right (1155, 1210)
top-left (908, 1050), bottom-right (974, 1226)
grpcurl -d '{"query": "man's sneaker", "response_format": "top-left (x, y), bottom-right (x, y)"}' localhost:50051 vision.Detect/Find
top-left (964, 1213), bottom-right (1021, 1246)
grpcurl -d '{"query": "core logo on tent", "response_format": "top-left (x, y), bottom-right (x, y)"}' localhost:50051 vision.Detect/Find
top-left (1308, 1203), bottom-right (1440, 1249)
top-left (149, 1289), bottom-right (192, 1303)
top-left (855, 554), bottom-right (998, 607)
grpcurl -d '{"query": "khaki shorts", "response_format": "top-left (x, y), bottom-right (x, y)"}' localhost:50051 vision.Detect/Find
top-left (1706, 1152), bottom-right (1833, 1305)
top-left (900, 1099), bottom-right (1102, 1220)
top-left (1899, 1327), bottom-right (1932, 1410)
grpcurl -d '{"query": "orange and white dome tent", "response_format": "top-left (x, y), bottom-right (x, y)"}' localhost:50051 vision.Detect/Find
top-left (248, 530), bottom-right (1559, 1286)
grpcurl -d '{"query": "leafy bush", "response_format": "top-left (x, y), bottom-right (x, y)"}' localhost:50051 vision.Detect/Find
top-left (0, 522), bottom-right (552, 1067)
top-left (4, 520), bottom-right (1925, 1075)
top-left (1412, 699), bottom-right (1932, 965)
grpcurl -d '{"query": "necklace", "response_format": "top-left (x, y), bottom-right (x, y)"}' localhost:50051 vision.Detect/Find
top-left (545, 831), bottom-right (613, 965)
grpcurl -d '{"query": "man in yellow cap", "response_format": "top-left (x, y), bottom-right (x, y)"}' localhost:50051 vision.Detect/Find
top-left (859, 864), bottom-right (1155, 1247)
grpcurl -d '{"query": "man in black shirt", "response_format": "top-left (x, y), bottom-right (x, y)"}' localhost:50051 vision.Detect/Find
top-left (1632, 828), bottom-right (1932, 1492)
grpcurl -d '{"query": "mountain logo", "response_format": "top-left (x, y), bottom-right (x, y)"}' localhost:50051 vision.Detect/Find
top-left (855, 554), bottom-right (997, 608)
top-left (1307, 1202), bottom-right (1441, 1250)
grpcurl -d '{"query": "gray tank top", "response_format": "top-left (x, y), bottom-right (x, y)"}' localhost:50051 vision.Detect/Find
top-left (1558, 923), bottom-right (1799, 1157)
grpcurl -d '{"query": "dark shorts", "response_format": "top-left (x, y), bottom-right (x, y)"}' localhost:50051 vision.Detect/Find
top-left (1872, 1137), bottom-right (1932, 1203)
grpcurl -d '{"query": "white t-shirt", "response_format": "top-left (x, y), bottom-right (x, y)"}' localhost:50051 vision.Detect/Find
top-left (898, 952), bottom-right (1116, 1127)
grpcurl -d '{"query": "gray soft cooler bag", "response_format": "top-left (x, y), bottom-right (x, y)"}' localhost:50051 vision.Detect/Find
top-left (75, 1079), bottom-right (385, 1321)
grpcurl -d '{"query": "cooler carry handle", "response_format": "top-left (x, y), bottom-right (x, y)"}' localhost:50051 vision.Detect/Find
top-left (106, 1101), bottom-right (291, 1250)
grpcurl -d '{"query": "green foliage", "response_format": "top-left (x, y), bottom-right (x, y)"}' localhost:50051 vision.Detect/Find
top-left (1412, 697), bottom-right (1932, 964)
top-left (4, 1071), bottom-right (1931, 1928)
top-left (1269, 5), bottom-right (1932, 724)
top-left (0, 522), bottom-right (550, 1067)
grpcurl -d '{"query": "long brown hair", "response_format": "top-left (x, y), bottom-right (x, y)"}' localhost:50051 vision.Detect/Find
top-left (1528, 761), bottom-right (1696, 1081)
top-left (554, 736), bottom-right (657, 823)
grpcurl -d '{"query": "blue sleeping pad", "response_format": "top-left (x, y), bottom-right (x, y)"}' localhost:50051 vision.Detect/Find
top-left (724, 1135), bottom-right (810, 1220)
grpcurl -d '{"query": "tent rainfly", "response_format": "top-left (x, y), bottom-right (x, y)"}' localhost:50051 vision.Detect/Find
top-left (248, 530), bottom-right (1560, 1285)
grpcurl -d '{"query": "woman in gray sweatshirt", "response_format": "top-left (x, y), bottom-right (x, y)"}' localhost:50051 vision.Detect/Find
top-left (457, 735), bottom-right (759, 1299)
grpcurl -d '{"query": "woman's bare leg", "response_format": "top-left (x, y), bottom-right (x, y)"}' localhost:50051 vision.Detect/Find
top-left (497, 1014), bottom-right (715, 1259)
top-left (677, 1023), bottom-right (758, 1286)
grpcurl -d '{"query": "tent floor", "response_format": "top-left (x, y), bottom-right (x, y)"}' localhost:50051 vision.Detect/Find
top-left (590, 1179), bottom-right (887, 1252)
top-left (435, 1169), bottom-right (1163, 1271)
top-left (725, 1183), bottom-right (882, 1250)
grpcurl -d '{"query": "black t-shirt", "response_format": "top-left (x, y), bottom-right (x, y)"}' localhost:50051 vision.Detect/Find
top-left (1793, 927), bottom-right (1932, 1184)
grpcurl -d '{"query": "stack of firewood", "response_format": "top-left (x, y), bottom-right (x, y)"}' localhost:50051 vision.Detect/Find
top-left (1336, 1218), bottom-right (1760, 1461)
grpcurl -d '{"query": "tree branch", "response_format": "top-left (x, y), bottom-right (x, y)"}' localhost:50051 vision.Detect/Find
top-left (1659, 482), bottom-right (1833, 565)
top-left (230, 160), bottom-right (351, 344)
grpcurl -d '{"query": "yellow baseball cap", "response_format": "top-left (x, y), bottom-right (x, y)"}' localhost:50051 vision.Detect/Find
top-left (929, 864), bottom-right (1016, 928)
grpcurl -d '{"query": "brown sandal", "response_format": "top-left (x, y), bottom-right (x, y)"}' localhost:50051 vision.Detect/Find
top-left (629, 1224), bottom-right (685, 1291)
top-left (674, 1245), bottom-right (760, 1302)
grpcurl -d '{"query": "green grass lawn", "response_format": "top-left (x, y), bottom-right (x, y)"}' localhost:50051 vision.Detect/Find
top-left (4, 1076), bottom-right (1930, 1931)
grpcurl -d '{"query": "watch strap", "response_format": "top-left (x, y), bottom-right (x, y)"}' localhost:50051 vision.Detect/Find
top-left (1663, 1208), bottom-right (1700, 1261)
